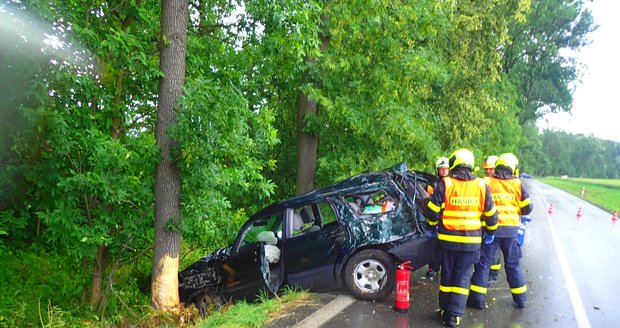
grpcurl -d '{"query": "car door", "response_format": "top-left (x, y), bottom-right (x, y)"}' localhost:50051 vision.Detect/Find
top-left (283, 202), bottom-right (347, 290)
top-left (220, 212), bottom-right (284, 301)
top-left (393, 171), bottom-right (436, 266)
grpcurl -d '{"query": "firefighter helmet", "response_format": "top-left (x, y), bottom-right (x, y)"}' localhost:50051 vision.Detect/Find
top-left (496, 153), bottom-right (519, 175)
top-left (435, 157), bottom-right (449, 169)
top-left (448, 148), bottom-right (474, 170)
top-left (482, 155), bottom-right (499, 169)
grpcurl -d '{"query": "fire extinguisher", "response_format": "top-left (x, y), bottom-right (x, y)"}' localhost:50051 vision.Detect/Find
top-left (393, 260), bottom-right (414, 313)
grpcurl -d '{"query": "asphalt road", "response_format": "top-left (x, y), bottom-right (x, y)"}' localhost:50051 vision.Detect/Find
top-left (272, 179), bottom-right (620, 328)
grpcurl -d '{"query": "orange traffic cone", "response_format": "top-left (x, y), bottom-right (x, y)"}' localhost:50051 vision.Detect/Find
top-left (576, 207), bottom-right (583, 219)
top-left (612, 210), bottom-right (618, 222)
top-left (548, 203), bottom-right (554, 214)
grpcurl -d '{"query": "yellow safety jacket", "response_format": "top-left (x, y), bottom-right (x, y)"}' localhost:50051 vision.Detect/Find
top-left (438, 177), bottom-right (487, 245)
top-left (485, 177), bottom-right (522, 227)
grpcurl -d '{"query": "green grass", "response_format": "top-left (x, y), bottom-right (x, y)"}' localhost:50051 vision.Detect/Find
top-left (194, 288), bottom-right (316, 328)
top-left (538, 177), bottom-right (620, 213)
top-left (0, 244), bottom-right (315, 328)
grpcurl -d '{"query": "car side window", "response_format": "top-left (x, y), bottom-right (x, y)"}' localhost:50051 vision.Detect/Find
top-left (344, 190), bottom-right (397, 216)
top-left (290, 205), bottom-right (323, 237)
top-left (317, 202), bottom-right (338, 227)
top-left (240, 213), bottom-right (283, 246)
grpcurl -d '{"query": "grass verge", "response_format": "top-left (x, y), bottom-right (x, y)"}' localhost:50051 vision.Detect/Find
top-left (192, 288), bottom-right (318, 328)
top-left (538, 177), bottom-right (620, 213)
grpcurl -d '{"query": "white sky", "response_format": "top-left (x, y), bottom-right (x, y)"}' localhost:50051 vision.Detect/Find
top-left (537, 0), bottom-right (620, 142)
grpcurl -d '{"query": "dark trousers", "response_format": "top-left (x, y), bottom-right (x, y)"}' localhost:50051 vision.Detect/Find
top-left (437, 246), bottom-right (480, 316)
top-left (488, 251), bottom-right (501, 282)
top-left (469, 237), bottom-right (527, 305)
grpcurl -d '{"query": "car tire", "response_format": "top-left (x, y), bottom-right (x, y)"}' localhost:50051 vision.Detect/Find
top-left (344, 249), bottom-right (395, 301)
top-left (193, 289), bottom-right (224, 316)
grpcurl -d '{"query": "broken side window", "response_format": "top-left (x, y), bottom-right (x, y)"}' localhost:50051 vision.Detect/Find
top-left (344, 190), bottom-right (397, 217)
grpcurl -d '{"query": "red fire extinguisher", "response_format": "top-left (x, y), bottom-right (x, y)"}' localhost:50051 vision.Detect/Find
top-left (393, 261), bottom-right (414, 313)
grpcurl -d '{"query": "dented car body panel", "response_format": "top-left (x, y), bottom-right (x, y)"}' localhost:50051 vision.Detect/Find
top-left (179, 163), bottom-right (437, 306)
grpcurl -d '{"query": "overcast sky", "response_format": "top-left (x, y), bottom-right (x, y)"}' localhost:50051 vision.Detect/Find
top-left (537, 0), bottom-right (620, 142)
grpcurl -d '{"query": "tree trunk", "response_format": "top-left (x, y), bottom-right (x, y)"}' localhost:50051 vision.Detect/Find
top-left (89, 245), bottom-right (108, 309)
top-left (295, 8), bottom-right (330, 195)
top-left (295, 71), bottom-right (319, 195)
top-left (81, 257), bottom-right (89, 304)
top-left (152, 0), bottom-right (188, 314)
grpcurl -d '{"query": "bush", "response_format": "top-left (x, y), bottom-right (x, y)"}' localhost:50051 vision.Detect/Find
top-left (0, 245), bottom-right (153, 327)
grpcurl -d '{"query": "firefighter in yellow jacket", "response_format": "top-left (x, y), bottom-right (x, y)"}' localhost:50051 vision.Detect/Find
top-left (425, 148), bottom-right (498, 327)
top-left (483, 155), bottom-right (502, 285)
top-left (467, 153), bottom-right (533, 310)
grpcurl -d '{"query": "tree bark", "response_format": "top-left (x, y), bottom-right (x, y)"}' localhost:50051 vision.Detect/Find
top-left (295, 8), bottom-right (330, 195)
top-left (152, 0), bottom-right (188, 314)
top-left (295, 70), bottom-right (319, 195)
top-left (89, 245), bottom-right (108, 309)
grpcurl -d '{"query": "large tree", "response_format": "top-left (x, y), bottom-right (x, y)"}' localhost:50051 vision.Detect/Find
top-left (502, 0), bottom-right (596, 124)
top-left (152, 0), bottom-right (188, 313)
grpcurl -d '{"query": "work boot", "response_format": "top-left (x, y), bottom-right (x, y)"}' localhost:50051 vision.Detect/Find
top-left (425, 267), bottom-right (436, 278)
top-left (441, 312), bottom-right (461, 327)
top-left (434, 308), bottom-right (444, 319)
top-left (515, 302), bottom-right (526, 309)
top-left (466, 299), bottom-right (486, 309)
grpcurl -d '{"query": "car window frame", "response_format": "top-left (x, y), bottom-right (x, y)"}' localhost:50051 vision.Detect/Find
top-left (231, 211), bottom-right (284, 255)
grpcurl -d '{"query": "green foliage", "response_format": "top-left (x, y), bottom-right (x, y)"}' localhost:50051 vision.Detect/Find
top-left (517, 122), bottom-right (549, 174)
top-left (173, 79), bottom-right (278, 246)
top-left (502, 0), bottom-right (596, 123)
top-left (1, 0), bottom-right (162, 316)
top-left (0, 246), bottom-right (89, 326)
top-left (14, 105), bottom-right (158, 258)
top-left (533, 130), bottom-right (620, 179)
top-left (0, 246), bottom-right (152, 327)
top-left (175, 1), bottom-right (295, 246)
top-left (301, 0), bottom-right (447, 183)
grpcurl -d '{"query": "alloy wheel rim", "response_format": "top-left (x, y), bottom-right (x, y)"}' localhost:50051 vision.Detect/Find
top-left (353, 259), bottom-right (387, 293)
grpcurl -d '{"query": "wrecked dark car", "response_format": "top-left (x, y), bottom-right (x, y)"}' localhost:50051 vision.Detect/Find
top-left (179, 163), bottom-right (437, 314)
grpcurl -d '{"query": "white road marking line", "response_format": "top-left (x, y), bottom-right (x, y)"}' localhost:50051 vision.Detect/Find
top-left (532, 182), bottom-right (591, 328)
top-left (293, 295), bottom-right (356, 328)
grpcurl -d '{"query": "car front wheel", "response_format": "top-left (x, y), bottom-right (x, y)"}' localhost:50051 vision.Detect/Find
top-left (193, 289), bottom-right (224, 316)
top-left (344, 249), bottom-right (395, 301)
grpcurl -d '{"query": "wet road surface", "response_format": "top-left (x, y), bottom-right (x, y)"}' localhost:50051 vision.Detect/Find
top-left (275, 179), bottom-right (620, 328)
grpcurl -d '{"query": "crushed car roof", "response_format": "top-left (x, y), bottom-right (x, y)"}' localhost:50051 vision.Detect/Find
top-left (251, 162), bottom-right (432, 219)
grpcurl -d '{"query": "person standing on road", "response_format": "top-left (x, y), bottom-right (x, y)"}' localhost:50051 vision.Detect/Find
top-left (467, 153), bottom-right (533, 310)
top-left (425, 156), bottom-right (450, 278)
top-left (482, 155), bottom-right (502, 285)
top-left (425, 148), bottom-right (498, 327)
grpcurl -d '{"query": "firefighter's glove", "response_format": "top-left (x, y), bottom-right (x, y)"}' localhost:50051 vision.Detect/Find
top-left (520, 216), bottom-right (531, 224)
top-left (426, 225), bottom-right (438, 238)
top-left (484, 234), bottom-right (495, 245)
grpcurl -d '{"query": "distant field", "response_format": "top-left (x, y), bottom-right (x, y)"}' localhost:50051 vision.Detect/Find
top-left (538, 177), bottom-right (620, 214)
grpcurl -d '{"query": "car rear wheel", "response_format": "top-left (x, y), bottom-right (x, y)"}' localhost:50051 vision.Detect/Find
top-left (193, 289), bottom-right (224, 316)
top-left (344, 249), bottom-right (395, 301)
